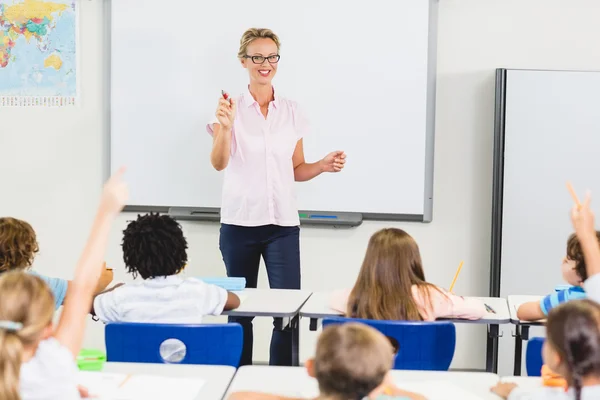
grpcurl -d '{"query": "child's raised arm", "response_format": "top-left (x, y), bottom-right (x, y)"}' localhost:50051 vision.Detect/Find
top-left (54, 168), bottom-right (128, 357)
top-left (572, 194), bottom-right (600, 303)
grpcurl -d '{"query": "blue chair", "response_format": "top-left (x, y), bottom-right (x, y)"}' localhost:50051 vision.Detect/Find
top-left (526, 337), bottom-right (545, 377)
top-left (322, 317), bottom-right (456, 371)
top-left (105, 323), bottom-right (243, 367)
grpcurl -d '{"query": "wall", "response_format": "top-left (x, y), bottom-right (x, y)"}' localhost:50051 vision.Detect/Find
top-left (3, 0), bottom-right (600, 373)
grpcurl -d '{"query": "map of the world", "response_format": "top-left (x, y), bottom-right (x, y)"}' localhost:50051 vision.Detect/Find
top-left (0, 0), bottom-right (77, 106)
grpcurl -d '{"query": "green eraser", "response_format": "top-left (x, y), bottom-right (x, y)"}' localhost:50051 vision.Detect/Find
top-left (77, 348), bottom-right (107, 371)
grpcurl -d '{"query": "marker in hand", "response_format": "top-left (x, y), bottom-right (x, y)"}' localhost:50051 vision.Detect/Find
top-left (221, 90), bottom-right (231, 104)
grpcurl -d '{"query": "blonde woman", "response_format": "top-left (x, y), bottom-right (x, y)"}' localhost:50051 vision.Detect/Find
top-left (207, 28), bottom-right (346, 366)
top-left (0, 169), bottom-right (127, 400)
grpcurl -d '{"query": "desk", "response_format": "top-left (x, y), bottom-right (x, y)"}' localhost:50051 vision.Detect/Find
top-left (507, 295), bottom-right (544, 376)
top-left (300, 292), bottom-right (510, 373)
top-left (101, 362), bottom-right (236, 400)
top-left (227, 366), bottom-right (501, 399)
top-left (501, 376), bottom-right (544, 390)
top-left (225, 289), bottom-right (313, 366)
top-left (392, 370), bottom-right (500, 400)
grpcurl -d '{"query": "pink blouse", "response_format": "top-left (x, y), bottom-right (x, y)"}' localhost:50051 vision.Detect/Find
top-left (207, 87), bottom-right (309, 227)
top-left (330, 286), bottom-right (486, 321)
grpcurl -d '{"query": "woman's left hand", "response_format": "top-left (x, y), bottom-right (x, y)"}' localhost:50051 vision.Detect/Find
top-left (320, 151), bottom-right (346, 173)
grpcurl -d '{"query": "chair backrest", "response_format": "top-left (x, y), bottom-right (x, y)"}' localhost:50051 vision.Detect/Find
top-left (105, 323), bottom-right (243, 367)
top-left (322, 317), bottom-right (456, 371)
top-left (526, 337), bottom-right (545, 377)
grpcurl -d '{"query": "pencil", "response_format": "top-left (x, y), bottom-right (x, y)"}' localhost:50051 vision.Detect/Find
top-left (566, 181), bottom-right (582, 210)
top-left (119, 374), bottom-right (132, 388)
top-left (449, 261), bottom-right (464, 293)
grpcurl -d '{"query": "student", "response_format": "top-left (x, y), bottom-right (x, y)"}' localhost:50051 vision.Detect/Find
top-left (516, 231), bottom-right (600, 321)
top-left (0, 217), bottom-right (114, 309)
top-left (330, 228), bottom-right (486, 321)
top-left (570, 193), bottom-right (600, 304)
top-left (92, 213), bottom-right (240, 323)
top-left (0, 169), bottom-right (127, 400)
top-left (491, 299), bottom-right (600, 400)
top-left (228, 322), bottom-right (425, 400)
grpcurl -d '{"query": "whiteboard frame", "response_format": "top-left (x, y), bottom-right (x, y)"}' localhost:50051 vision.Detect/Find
top-left (489, 67), bottom-right (600, 374)
top-left (105, 0), bottom-right (438, 223)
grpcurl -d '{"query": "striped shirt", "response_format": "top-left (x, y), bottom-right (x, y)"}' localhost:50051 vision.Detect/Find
top-left (540, 286), bottom-right (586, 316)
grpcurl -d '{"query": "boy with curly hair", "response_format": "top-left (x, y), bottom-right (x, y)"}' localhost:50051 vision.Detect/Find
top-left (0, 217), bottom-right (114, 309)
top-left (92, 213), bottom-right (240, 323)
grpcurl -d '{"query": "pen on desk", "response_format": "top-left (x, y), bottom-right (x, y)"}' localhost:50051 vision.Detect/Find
top-left (119, 374), bottom-right (132, 388)
top-left (485, 304), bottom-right (496, 314)
top-left (448, 260), bottom-right (464, 293)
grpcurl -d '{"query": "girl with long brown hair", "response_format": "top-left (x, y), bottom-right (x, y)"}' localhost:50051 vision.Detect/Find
top-left (331, 228), bottom-right (485, 321)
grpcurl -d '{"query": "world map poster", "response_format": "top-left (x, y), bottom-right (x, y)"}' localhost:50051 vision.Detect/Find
top-left (0, 0), bottom-right (78, 107)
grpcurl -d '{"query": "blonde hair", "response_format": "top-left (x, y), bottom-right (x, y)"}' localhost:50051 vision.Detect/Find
top-left (237, 28), bottom-right (281, 59)
top-left (0, 272), bottom-right (54, 400)
top-left (0, 218), bottom-right (39, 272)
top-left (314, 323), bottom-right (393, 399)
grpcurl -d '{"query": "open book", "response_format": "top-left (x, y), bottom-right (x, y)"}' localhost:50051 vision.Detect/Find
top-left (78, 371), bottom-right (205, 400)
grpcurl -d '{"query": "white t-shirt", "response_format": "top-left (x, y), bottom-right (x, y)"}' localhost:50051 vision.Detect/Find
top-left (20, 338), bottom-right (80, 400)
top-left (509, 385), bottom-right (600, 399)
top-left (585, 273), bottom-right (600, 304)
top-left (93, 275), bottom-right (228, 323)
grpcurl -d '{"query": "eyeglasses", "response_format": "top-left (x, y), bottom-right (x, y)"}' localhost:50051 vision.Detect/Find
top-left (244, 54), bottom-right (280, 64)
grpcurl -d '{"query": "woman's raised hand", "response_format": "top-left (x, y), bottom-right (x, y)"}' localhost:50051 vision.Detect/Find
top-left (216, 93), bottom-right (236, 130)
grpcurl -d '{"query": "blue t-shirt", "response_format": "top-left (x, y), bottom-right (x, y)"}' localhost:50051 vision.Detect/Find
top-left (29, 271), bottom-right (68, 310)
top-left (540, 286), bottom-right (586, 316)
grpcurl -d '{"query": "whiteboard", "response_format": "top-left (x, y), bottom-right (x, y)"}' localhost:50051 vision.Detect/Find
top-left (491, 69), bottom-right (600, 374)
top-left (109, 0), bottom-right (437, 219)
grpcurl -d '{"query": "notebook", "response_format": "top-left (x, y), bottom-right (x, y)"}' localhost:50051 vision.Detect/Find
top-left (196, 277), bottom-right (246, 291)
top-left (78, 371), bottom-right (205, 400)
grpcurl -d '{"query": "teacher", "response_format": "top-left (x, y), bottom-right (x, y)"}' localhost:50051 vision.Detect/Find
top-left (206, 28), bottom-right (346, 366)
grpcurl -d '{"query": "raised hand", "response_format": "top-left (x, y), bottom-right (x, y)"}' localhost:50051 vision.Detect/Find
top-left (100, 167), bottom-right (128, 217)
top-left (571, 191), bottom-right (595, 240)
top-left (216, 94), bottom-right (236, 131)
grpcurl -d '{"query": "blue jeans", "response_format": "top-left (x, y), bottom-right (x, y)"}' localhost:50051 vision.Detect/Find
top-left (219, 224), bottom-right (301, 366)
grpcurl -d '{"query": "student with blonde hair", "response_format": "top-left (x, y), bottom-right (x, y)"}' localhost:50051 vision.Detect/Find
top-left (207, 27), bottom-right (346, 366)
top-left (228, 323), bottom-right (425, 400)
top-left (0, 216), bottom-right (114, 309)
top-left (0, 169), bottom-right (128, 400)
top-left (331, 228), bottom-right (486, 321)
